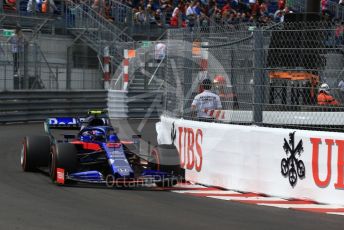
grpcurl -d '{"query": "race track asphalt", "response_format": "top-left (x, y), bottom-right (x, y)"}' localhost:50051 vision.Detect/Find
top-left (0, 120), bottom-right (343, 230)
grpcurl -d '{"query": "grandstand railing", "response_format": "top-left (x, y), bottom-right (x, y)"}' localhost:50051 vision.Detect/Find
top-left (64, 1), bottom-right (135, 79)
top-left (164, 21), bottom-right (344, 132)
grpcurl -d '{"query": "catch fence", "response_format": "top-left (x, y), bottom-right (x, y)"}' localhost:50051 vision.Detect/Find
top-left (164, 21), bottom-right (344, 131)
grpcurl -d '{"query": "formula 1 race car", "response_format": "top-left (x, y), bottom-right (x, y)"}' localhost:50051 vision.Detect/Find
top-left (20, 110), bottom-right (183, 187)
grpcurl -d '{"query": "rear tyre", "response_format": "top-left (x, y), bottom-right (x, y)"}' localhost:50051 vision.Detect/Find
top-left (21, 136), bottom-right (51, 172)
top-left (149, 144), bottom-right (183, 187)
top-left (50, 143), bottom-right (78, 182)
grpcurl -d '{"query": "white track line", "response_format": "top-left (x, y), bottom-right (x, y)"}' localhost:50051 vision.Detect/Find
top-left (207, 196), bottom-right (286, 201)
top-left (173, 190), bottom-right (240, 194)
top-left (173, 184), bottom-right (207, 189)
top-left (259, 203), bottom-right (343, 209)
top-left (327, 212), bottom-right (344, 216)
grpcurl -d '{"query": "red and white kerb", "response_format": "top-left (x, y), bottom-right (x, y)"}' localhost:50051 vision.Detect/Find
top-left (123, 49), bottom-right (129, 90)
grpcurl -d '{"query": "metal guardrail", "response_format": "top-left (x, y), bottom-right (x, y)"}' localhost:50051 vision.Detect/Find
top-left (108, 90), bottom-right (128, 118)
top-left (0, 90), bottom-right (107, 123)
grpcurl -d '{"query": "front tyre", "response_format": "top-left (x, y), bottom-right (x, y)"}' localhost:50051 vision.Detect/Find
top-left (149, 145), bottom-right (183, 187)
top-left (50, 143), bottom-right (78, 182)
top-left (21, 136), bottom-right (50, 172)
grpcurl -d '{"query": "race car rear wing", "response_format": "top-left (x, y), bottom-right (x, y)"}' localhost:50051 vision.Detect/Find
top-left (44, 116), bottom-right (110, 132)
top-left (44, 118), bottom-right (82, 133)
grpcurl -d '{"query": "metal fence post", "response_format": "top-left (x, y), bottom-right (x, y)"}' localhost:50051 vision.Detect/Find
top-left (161, 12), bottom-right (166, 29)
top-left (16, 0), bottom-right (20, 14)
top-left (34, 43), bottom-right (39, 89)
top-left (253, 29), bottom-right (264, 125)
top-left (183, 31), bottom-right (193, 118)
top-left (23, 42), bottom-right (29, 89)
top-left (127, 9), bottom-right (133, 37)
top-left (66, 46), bottom-right (73, 89)
top-left (32, 0), bottom-right (36, 16)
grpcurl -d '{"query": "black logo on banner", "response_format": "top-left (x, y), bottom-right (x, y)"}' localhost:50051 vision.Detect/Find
top-left (171, 122), bottom-right (176, 144)
top-left (281, 132), bottom-right (306, 187)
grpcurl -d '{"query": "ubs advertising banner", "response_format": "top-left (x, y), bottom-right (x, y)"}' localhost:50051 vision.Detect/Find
top-left (156, 116), bottom-right (344, 205)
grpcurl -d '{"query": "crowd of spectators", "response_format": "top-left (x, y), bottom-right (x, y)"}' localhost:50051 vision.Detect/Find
top-left (2, 0), bottom-right (62, 14)
top-left (1, 0), bottom-right (291, 26)
top-left (126, 0), bottom-right (293, 27)
top-left (2, 1), bottom-right (344, 28)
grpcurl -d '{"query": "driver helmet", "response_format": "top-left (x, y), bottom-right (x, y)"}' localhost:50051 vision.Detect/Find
top-left (92, 130), bottom-right (104, 138)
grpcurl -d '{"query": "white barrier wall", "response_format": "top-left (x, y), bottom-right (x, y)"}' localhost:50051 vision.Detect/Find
top-left (156, 115), bottom-right (344, 205)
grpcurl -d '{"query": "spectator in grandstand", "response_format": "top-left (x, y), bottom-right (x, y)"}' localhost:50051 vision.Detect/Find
top-left (4, 0), bottom-right (16, 11)
top-left (134, 6), bottom-right (146, 24)
top-left (155, 9), bottom-right (164, 26)
top-left (278, 0), bottom-right (285, 10)
top-left (186, 0), bottom-right (199, 28)
top-left (321, 0), bottom-right (331, 16)
top-left (7, 26), bottom-right (25, 76)
top-left (170, 2), bottom-right (185, 27)
top-left (146, 4), bottom-right (158, 24)
top-left (274, 8), bottom-right (284, 22)
top-left (248, 0), bottom-right (258, 17)
top-left (27, 0), bottom-right (41, 13)
top-left (27, 0), bottom-right (58, 14)
top-left (160, 0), bottom-right (173, 11)
top-left (191, 78), bottom-right (222, 121)
top-left (317, 83), bottom-right (340, 106)
top-left (92, 0), bottom-right (106, 14)
top-left (209, 0), bottom-right (222, 24)
top-left (275, 6), bottom-right (292, 22)
top-left (43, 0), bottom-right (58, 14)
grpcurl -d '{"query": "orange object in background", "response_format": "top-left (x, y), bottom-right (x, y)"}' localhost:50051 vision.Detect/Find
top-left (269, 71), bottom-right (320, 82)
top-left (42, 1), bottom-right (47, 13)
top-left (317, 92), bottom-right (340, 106)
top-left (127, 49), bottom-right (136, 58)
top-left (269, 71), bottom-right (320, 98)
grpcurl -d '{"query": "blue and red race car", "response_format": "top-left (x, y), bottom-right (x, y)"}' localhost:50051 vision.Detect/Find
top-left (20, 110), bottom-right (183, 187)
